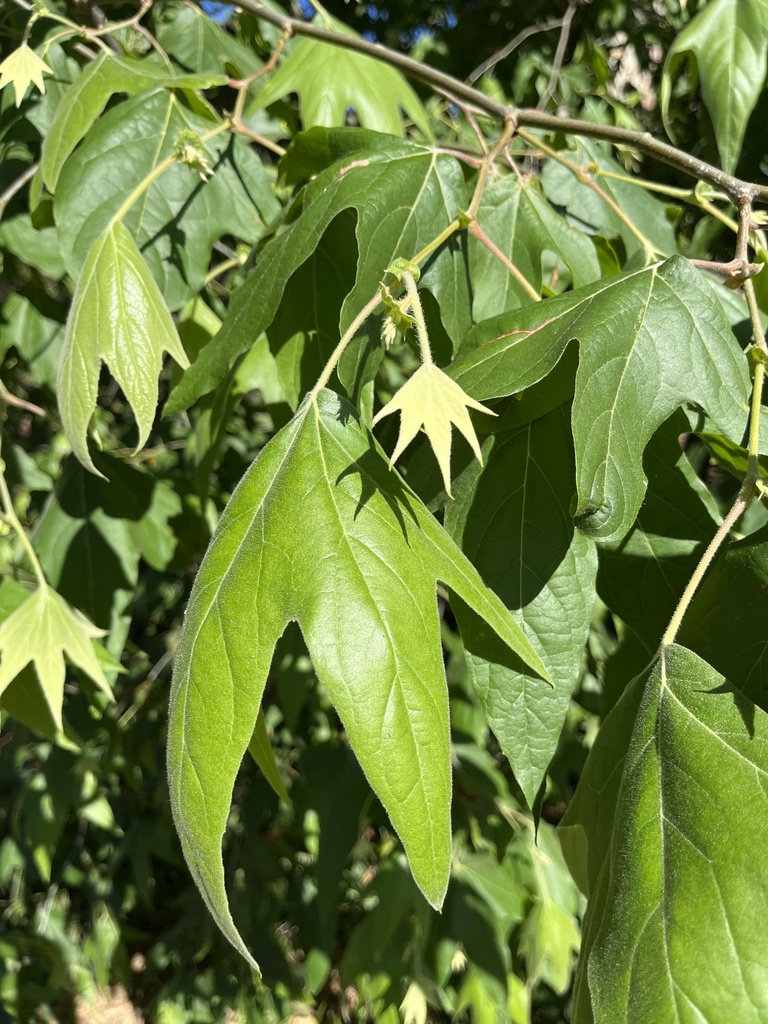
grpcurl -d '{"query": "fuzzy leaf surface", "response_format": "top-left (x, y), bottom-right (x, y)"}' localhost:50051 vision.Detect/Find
top-left (450, 257), bottom-right (749, 542)
top-left (167, 133), bottom-right (466, 414)
top-left (560, 645), bottom-right (768, 1024)
top-left (58, 221), bottom-right (188, 475)
top-left (662, 0), bottom-right (768, 173)
top-left (446, 405), bottom-right (597, 805)
top-left (168, 390), bottom-right (549, 969)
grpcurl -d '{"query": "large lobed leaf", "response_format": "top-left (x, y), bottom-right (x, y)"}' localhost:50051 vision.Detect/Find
top-left (450, 257), bottom-right (750, 543)
top-left (167, 389), bottom-right (549, 969)
top-left (560, 645), bottom-right (768, 1023)
top-left (166, 131), bottom-right (467, 415)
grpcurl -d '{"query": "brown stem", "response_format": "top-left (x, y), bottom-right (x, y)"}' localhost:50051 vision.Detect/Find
top-left (216, 0), bottom-right (768, 205)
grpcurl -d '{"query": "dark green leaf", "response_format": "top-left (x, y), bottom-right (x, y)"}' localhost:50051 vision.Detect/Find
top-left (167, 133), bottom-right (467, 414)
top-left (446, 405), bottom-right (597, 805)
top-left (451, 257), bottom-right (750, 542)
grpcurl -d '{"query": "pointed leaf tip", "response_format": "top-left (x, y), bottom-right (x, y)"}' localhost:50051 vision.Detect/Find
top-left (58, 222), bottom-right (189, 474)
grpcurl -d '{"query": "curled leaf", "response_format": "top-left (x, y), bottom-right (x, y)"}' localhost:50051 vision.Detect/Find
top-left (372, 363), bottom-right (496, 497)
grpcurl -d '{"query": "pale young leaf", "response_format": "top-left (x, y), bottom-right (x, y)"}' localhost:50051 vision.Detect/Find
top-left (0, 586), bottom-right (114, 731)
top-left (58, 221), bottom-right (189, 476)
top-left (0, 44), bottom-right (52, 107)
top-left (372, 363), bottom-right (496, 498)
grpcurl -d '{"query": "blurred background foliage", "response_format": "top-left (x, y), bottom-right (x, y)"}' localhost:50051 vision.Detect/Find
top-left (0, 0), bottom-right (758, 1020)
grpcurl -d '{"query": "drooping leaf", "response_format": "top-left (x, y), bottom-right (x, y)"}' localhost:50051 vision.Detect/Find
top-left (168, 389), bottom-right (550, 969)
top-left (156, 3), bottom-right (263, 78)
top-left (54, 89), bottom-right (279, 310)
top-left (0, 586), bottom-right (113, 732)
top-left (560, 644), bottom-right (768, 1024)
top-left (450, 257), bottom-right (750, 542)
top-left (662, 0), bottom-right (768, 173)
top-left (597, 411), bottom-right (721, 652)
top-left (446, 405), bottom-right (597, 805)
top-left (249, 16), bottom-right (431, 139)
top-left (540, 136), bottom-right (678, 259)
top-left (58, 220), bottom-right (189, 475)
top-left (42, 51), bottom-right (227, 193)
top-left (469, 174), bottom-right (601, 321)
top-left (680, 523), bottom-right (768, 713)
top-left (167, 132), bottom-right (467, 415)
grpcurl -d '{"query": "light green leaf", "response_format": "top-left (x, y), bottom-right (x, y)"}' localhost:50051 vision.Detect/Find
top-left (451, 257), bottom-right (750, 543)
top-left (561, 645), bottom-right (768, 1024)
top-left (0, 586), bottom-right (113, 732)
top-left (446, 405), bottom-right (597, 806)
top-left (662, 0), bottom-right (768, 173)
top-left (156, 4), bottom-right (263, 78)
top-left (247, 711), bottom-right (290, 805)
top-left (42, 51), bottom-right (227, 193)
top-left (470, 175), bottom-right (601, 321)
top-left (167, 132), bottom-right (466, 415)
top-left (597, 411), bottom-right (721, 652)
top-left (541, 136), bottom-right (678, 259)
top-left (168, 389), bottom-right (549, 969)
top-left (249, 17), bottom-right (430, 139)
top-left (58, 220), bottom-right (189, 475)
top-left (54, 89), bottom-right (279, 310)
top-left (0, 43), bottom-right (52, 107)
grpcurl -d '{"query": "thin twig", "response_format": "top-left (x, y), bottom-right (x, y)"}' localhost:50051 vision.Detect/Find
top-left (0, 163), bottom-right (38, 219)
top-left (467, 220), bottom-right (540, 301)
top-left (537, 3), bottom-right (576, 111)
top-left (468, 17), bottom-right (568, 84)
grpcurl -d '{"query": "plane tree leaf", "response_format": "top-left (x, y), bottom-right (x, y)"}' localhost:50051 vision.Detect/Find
top-left (248, 16), bottom-right (431, 139)
top-left (445, 405), bottom-right (597, 806)
top-left (662, 0), bottom-right (768, 173)
top-left (58, 220), bottom-right (189, 476)
top-left (167, 389), bottom-right (550, 969)
top-left (166, 134), bottom-right (467, 415)
top-left (0, 585), bottom-right (113, 733)
top-left (470, 175), bottom-right (601, 322)
top-left (450, 257), bottom-right (750, 543)
top-left (540, 136), bottom-right (678, 258)
top-left (559, 644), bottom-right (768, 1023)
top-left (41, 51), bottom-right (227, 193)
top-left (54, 89), bottom-right (279, 311)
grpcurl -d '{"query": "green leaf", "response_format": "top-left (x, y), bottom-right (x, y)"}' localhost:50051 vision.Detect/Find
top-left (58, 220), bottom-right (189, 475)
top-left (680, 523), bottom-right (768, 713)
top-left (167, 133), bottom-right (467, 415)
top-left (560, 645), bottom-right (768, 1024)
top-left (446, 405), bottom-right (597, 806)
top-left (247, 711), bottom-right (290, 805)
top-left (168, 389), bottom-right (549, 969)
top-left (42, 51), bottom-right (227, 193)
top-left (662, 0), bottom-right (768, 173)
top-left (249, 17), bottom-right (431, 139)
top-left (54, 89), bottom-right (279, 310)
top-left (597, 411), bottom-right (721, 652)
top-left (541, 136), bottom-right (678, 258)
top-left (470, 175), bottom-right (601, 321)
top-left (0, 286), bottom-right (65, 390)
top-left (156, 4), bottom-right (263, 78)
top-left (0, 586), bottom-right (113, 732)
top-left (451, 257), bottom-right (750, 542)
